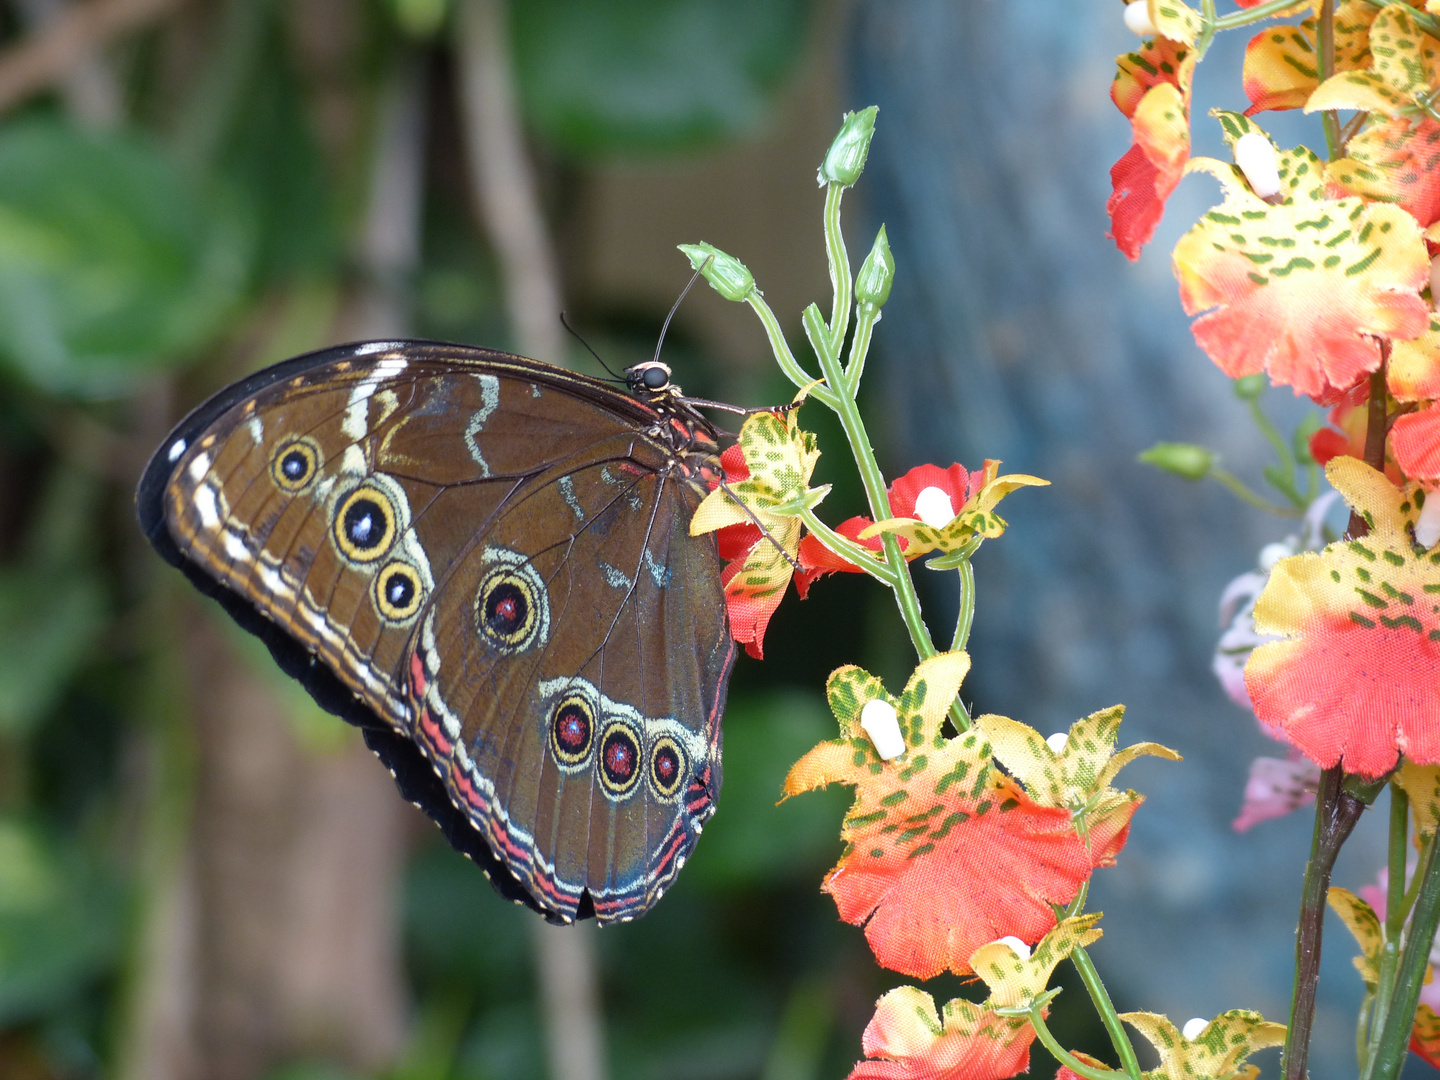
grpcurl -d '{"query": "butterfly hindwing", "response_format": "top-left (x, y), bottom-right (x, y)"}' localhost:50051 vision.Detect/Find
top-left (137, 341), bottom-right (734, 923)
top-left (408, 439), bottom-right (732, 921)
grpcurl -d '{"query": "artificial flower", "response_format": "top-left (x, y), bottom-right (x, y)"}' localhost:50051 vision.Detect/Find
top-left (1245, 459), bottom-right (1440, 776)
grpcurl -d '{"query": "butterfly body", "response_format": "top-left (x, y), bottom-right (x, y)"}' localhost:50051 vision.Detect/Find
top-left (137, 341), bottom-right (735, 924)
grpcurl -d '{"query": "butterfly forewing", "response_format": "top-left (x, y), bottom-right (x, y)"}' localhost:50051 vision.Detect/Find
top-left (138, 341), bottom-right (734, 924)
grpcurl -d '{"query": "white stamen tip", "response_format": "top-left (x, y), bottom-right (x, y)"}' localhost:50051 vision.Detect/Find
top-left (1182, 1017), bottom-right (1209, 1041)
top-left (1046, 732), bottom-right (1069, 753)
top-left (1234, 132), bottom-right (1282, 199)
top-left (1123, 0), bottom-right (1157, 35)
top-left (1258, 541), bottom-right (1292, 570)
top-left (995, 936), bottom-right (1031, 961)
top-left (914, 486), bottom-right (957, 528)
top-left (860, 699), bottom-right (906, 760)
top-left (1417, 493), bottom-right (1440, 549)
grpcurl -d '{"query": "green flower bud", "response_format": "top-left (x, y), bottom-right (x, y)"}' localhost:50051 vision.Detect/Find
top-left (1139, 442), bottom-right (1216, 481)
top-left (678, 242), bottom-right (755, 302)
top-left (855, 225), bottom-right (894, 311)
top-left (1233, 374), bottom-right (1267, 400)
top-left (817, 107), bottom-right (878, 188)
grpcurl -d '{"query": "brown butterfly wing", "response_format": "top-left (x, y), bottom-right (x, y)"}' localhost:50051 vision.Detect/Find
top-left (137, 341), bottom-right (733, 922)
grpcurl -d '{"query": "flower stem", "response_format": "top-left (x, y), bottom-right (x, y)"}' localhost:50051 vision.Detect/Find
top-left (1210, 467), bottom-right (1305, 517)
top-left (1282, 765), bottom-right (1368, 1080)
top-left (1069, 945), bottom-right (1144, 1080)
top-left (950, 556), bottom-right (976, 654)
top-left (1211, 0), bottom-right (1317, 30)
top-left (744, 292), bottom-right (839, 409)
top-left (1367, 825), bottom-right (1440, 1080)
top-left (799, 303), bottom-right (966, 726)
top-left (1361, 784), bottom-right (1411, 1073)
top-left (1316, 0), bottom-right (1343, 158)
top-left (824, 182), bottom-right (852, 356)
top-left (1027, 1005), bottom-right (1124, 1080)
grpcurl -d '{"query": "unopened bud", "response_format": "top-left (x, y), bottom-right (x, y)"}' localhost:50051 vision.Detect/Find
top-left (859, 698), bottom-right (906, 760)
top-left (818, 107), bottom-right (878, 188)
top-left (856, 225), bottom-right (895, 312)
top-left (1139, 442), bottom-right (1216, 481)
top-left (678, 242), bottom-right (755, 302)
top-left (1233, 374), bottom-right (1267, 400)
top-left (1181, 1018), bottom-right (1209, 1041)
top-left (913, 486), bottom-right (956, 528)
top-left (1234, 131), bottom-right (1282, 199)
top-left (1123, 0), bottom-right (1157, 35)
top-left (1046, 732), bottom-right (1069, 753)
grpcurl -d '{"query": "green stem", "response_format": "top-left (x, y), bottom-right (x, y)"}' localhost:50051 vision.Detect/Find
top-left (1362, 786), bottom-right (1411, 1075)
top-left (745, 293), bottom-right (840, 409)
top-left (800, 304), bottom-right (966, 725)
top-left (1245, 398), bottom-right (1305, 506)
top-left (950, 557), bottom-right (977, 654)
top-left (846, 304), bottom-right (880, 387)
top-left (824, 183), bottom-right (852, 356)
top-left (1070, 946), bottom-right (1144, 1080)
top-left (1282, 766), bottom-right (1368, 1080)
top-left (1209, 468), bottom-right (1305, 517)
top-left (1368, 826), bottom-right (1440, 1080)
top-left (795, 505), bottom-right (898, 587)
top-left (1211, 0), bottom-right (1319, 30)
top-left (1028, 1006), bottom-right (1123, 1080)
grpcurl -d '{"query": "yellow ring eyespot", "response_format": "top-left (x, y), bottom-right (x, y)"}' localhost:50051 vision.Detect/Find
top-left (373, 561), bottom-right (423, 622)
top-left (648, 735), bottom-right (686, 800)
top-left (549, 694), bottom-right (595, 769)
top-left (333, 485), bottom-right (397, 562)
top-left (598, 721), bottom-right (642, 798)
top-left (271, 437), bottom-right (322, 493)
top-left (476, 567), bottom-right (541, 650)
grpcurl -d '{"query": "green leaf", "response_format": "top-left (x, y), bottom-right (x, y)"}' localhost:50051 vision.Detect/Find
top-left (0, 818), bottom-right (125, 1025)
top-left (0, 119), bottom-right (253, 397)
top-left (686, 690), bottom-right (847, 886)
top-left (512, 0), bottom-right (811, 157)
top-left (0, 567), bottom-right (106, 738)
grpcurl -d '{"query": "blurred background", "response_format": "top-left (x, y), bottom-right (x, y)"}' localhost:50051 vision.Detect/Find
top-left (0, 0), bottom-right (1422, 1078)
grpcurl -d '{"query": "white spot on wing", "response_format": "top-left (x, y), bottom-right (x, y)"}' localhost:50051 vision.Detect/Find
top-left (193, 485), bottom-right (220, 529)
top-left (222, 530), bottom-right (251, 563)
top-left (353, 341), bottom-right (406, 356)
top-left (167, 438), bottom-right (187, 462)
top-left (342, 356), bottom-right (409, 441)
top-left (600, 563), bottom-right (633, 590)
top-left (187, 451), bottom-right (212, 482)
top-left (247, 415), bottom-right (264, 445)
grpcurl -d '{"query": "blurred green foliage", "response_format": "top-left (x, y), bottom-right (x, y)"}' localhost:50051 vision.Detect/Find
top-left (0, 1), bottom-right (952, 1078)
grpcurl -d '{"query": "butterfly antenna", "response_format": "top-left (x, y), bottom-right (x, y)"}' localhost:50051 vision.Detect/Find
top-left (653, 263), bottom-right (708, 366)
top-left (559, 312), bottom-right (624, 383)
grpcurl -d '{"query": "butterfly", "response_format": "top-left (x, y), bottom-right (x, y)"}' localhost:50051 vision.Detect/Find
top-left (136, 340), bottom-right (737, 924)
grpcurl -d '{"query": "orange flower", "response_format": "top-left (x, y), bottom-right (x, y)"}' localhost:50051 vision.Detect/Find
top-left (1174, 132), bottom-right (1429, 402)
top-left (1108, 37), bottom-right (1197, 260)
top-left (784, 656), bottom-right (1094, 978)
top-left (1245, 458), bottom-right (1440, 776)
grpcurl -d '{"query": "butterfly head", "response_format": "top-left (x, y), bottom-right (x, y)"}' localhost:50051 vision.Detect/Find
top-left (625, 361), bottom-right (674, 397)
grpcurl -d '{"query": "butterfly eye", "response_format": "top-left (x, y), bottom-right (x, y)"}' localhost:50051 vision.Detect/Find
top-left (373, 560), bottom-right (424, 622)
top-left (271, 438), bottom-right (322, 493)
top-left (549, 694), bottom-right (596, 769)
top-left (334, 486), bottom-right (397, 562)
top-left (598, 721), bottom-right (642, 798)
top-left (648, 736), bottom-right (686, 800)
